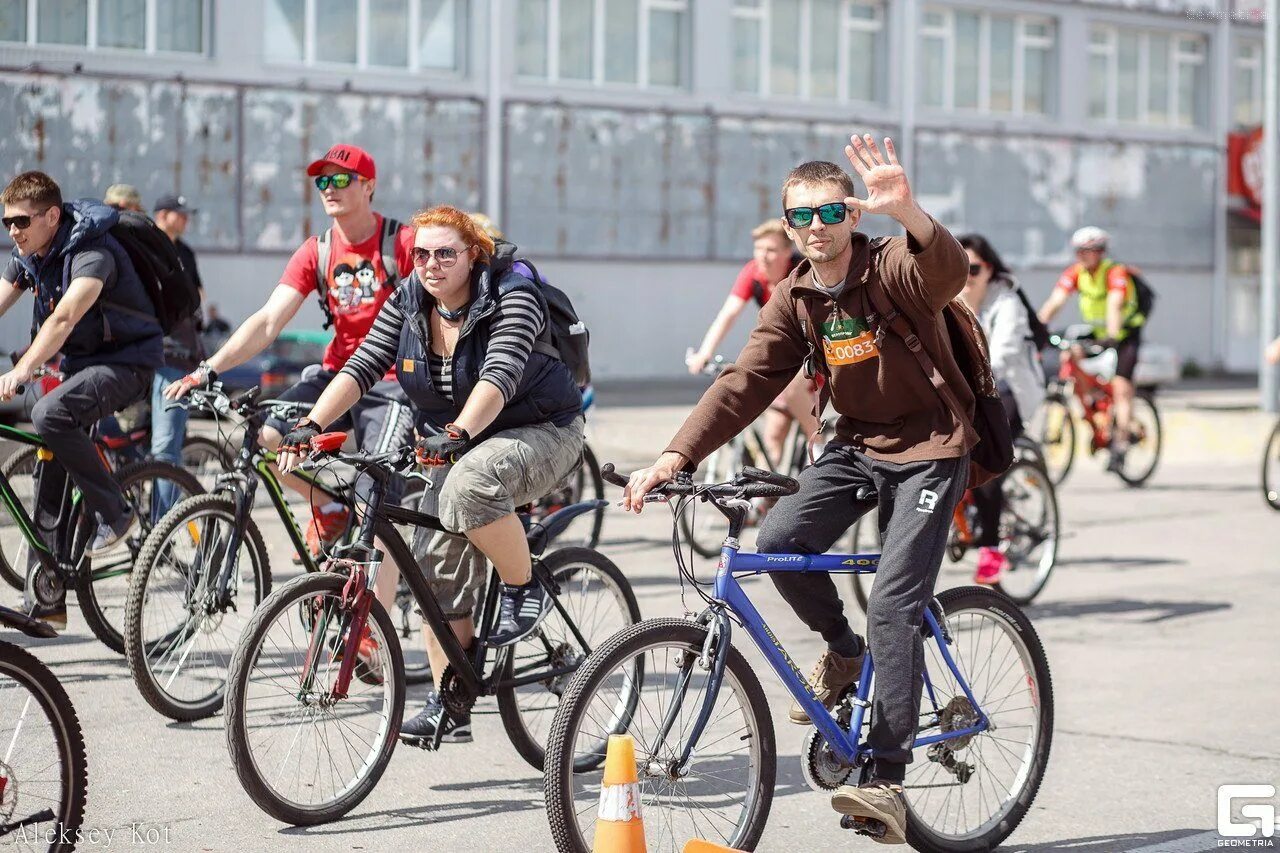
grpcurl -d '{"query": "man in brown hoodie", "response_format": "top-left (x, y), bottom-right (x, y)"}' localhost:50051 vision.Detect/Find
top-left (622, 134), bottom-right (973, 842)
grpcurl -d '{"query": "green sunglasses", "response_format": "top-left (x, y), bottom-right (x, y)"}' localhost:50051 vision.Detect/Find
top-left (314, 172), bottom-right (360, 191)
top-left (784, 202), bottom-right (848, 229)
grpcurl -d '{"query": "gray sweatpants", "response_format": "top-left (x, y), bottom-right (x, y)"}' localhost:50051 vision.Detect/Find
top-left (756, 443), bottom-right (968, 781)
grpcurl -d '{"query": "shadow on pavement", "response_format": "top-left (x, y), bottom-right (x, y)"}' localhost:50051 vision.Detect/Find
top-left (279, 794), bottom-right (547, 836)
top-left (1053, 556), bottom-right (1188, 570)
top-left (1004, 827), bottom-right (1212, 852)
top-left (1027, 597), bottom-right (1230, 623)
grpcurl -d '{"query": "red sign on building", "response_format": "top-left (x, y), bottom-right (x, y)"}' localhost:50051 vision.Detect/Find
top-left (1228, 128), bottom-right (1265, 213)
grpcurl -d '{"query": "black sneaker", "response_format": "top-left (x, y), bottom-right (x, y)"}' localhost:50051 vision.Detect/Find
top-left (398, 693), bottom-right (472, 746)
top-left (1106, 445), bottom-right (1127, 474)
top-left (87, 508), bottom-right (138, 557)
top-left (488, 580), bottom-right (551, 647)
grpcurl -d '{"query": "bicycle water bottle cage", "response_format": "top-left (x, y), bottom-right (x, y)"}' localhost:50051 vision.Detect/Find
top-left (311, 432), bottom-right (347, 453)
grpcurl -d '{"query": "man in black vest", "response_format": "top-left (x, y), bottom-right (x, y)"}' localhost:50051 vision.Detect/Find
top-left (0, 171), bottom-right (162, 627)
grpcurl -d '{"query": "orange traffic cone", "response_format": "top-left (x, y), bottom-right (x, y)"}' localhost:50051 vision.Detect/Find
top-left (682, 841), bottom-right (746, 853)
top-left (592, 734), bottom-right (647, 853)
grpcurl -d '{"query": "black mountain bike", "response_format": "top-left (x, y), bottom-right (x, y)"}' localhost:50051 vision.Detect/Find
top-left (223, 437), bottom-right (640, 826)
top-left (0, 605), bottom-right (88, 853)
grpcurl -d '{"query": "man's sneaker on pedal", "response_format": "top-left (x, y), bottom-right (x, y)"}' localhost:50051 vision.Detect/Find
top-left (790, 645), bottom-right (864, 725)
top-left (87, 506), bottom-right (137, 557)
top-left (303, 503), bottom-right (349, 561)
top-left (974, 546), bottom-right (1006, 585)
top-left (832, 780), bottom-right (907, 844)
top-left (488, 579), bottom-right (552, 647)
top-left (398, 691), bottom-right (472, 745)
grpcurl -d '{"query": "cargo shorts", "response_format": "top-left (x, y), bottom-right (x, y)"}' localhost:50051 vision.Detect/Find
top-left (411, 417), bottom-right (586, 620)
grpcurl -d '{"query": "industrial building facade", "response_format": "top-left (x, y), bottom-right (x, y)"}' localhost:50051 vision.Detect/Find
top-left (0, 0), bottom-right (1269, 377)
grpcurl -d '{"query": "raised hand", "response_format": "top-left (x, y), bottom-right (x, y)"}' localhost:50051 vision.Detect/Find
top-left (843, 134), bottom-right (915, 221)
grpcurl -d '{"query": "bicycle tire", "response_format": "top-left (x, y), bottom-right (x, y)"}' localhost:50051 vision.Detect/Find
top-left (904, 586), bottom-right (1054, 853)
top-left (677, 438), bottom-right (746, 558)
top-left (180, 434), bottom-right (233, 489)
top-left (74, 460), bottom-right (205, 655)
top-left (496, 547), bottom-right (641, 771)
top-left (124, 493), bottom-right (271, 721)
top-left (576, 444), bottom-right (606, 548)
top-left (1263, 419), bottom-right (1280, 510)
top-left (993, 460), bottom-right (1060, 606)
top-left (1038, 393), bottom-right (1075, 486)
top-left (224, 571), bottom-right (405, 826)
top-left (544, 618), bottom-right (776, 853)
top-left (0, 639), bottom-right (88, 852)
top-left (0, 446), bottom-right (38, 592)
top-left (1116, 392), bottom-right (1162, 488)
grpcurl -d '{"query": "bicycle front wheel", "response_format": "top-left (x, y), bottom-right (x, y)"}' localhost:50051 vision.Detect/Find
top-left (544, 618), bottom-right (775, 853)
top-left (1263, 419), bottom-right (1280, 510)
top-left (496, 546), bottom-right (641, 771)
top-left (0, 447), bottom-right (38, 592)
top-left (224, 571), bottom-right (404, 826)
top-left (0, 639), bottom-right (88, 853)
top-left (993, 461), bottom-right (1060, 605)
top-left (74, 461), bottom-right (205, 655)
top-left (124, 494), bottom-right (272, 721)
top-left (904, 586), bottom-right (1053, 853)
top-left (180, 434), bottom-right (232, 493)
top-left (840, 506), bottom-right (881, 616)
top-left (677, 440), bottom-right (743, 558)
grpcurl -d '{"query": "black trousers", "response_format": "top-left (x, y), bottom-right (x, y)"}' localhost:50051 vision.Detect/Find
top-left (756, 444), bottom-right (968, 780)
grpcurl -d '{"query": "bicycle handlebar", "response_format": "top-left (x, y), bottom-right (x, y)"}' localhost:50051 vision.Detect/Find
top-left (600, 462), bottom-right (798, 501)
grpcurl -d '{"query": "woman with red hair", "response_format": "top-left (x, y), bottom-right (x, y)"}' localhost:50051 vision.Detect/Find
top-left (277, 205), bottom-right (584, 745)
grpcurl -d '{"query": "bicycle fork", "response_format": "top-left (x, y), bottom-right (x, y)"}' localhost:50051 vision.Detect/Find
top-left (646, 608), bottom-right (733, 781)
top-left (298, 552), bottom-right (383, 702)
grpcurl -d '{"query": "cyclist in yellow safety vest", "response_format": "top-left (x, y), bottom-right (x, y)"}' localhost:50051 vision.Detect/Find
top-left (1038, 226), bottom-right (1145, 473)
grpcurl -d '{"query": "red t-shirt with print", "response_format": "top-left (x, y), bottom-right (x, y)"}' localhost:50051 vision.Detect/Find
top-left (280, 213), bottom-right (415, 376)
top-left (729, 254), bottom-right (800, 307)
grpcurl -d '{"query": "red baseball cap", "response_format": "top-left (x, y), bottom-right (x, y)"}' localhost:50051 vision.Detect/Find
top-left (306, 144), bottom-right (376, 180)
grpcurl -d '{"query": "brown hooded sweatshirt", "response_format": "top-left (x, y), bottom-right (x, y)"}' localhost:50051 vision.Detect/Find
top-left (667, 217), bottom-right (976, 466)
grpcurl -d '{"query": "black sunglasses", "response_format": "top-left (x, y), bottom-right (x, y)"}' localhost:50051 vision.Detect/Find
top-left (968, 263), bottom-right (983, 276)
top-left (784, 202), bottom-right (848, 229)
top-left (313, 172), bottom-right (360, 191)
top-left (2, 208), bottom-right (51, 230)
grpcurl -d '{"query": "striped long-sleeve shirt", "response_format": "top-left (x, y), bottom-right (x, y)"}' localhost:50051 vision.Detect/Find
top-left (341, 287), bottom-right (546, 403)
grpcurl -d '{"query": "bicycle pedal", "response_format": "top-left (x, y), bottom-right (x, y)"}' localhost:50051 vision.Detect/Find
top-left (398, 734), bottom-right (437, 751)
top-left (839, 815), bottom-right (887, 838)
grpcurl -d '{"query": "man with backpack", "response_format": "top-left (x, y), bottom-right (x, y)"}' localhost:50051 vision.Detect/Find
top-left (0, 171), bottom-right (164, 626)
top-left (164, 144), bottom-right (415, 567)
top-left (623, 135), bottom-right (1007, 843)
top-left (1038, 226), bottom-right (1150, 473)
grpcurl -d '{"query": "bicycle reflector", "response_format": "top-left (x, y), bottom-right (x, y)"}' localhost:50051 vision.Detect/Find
top-left (310, 432), bottom-right (347, 453)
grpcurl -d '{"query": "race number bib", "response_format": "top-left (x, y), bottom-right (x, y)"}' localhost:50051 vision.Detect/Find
top-left (822, 317), bottom-right (879, 366)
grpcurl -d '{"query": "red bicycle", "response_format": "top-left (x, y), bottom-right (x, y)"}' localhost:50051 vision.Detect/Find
top-left (1038, 333), bottom-right (1162, 487)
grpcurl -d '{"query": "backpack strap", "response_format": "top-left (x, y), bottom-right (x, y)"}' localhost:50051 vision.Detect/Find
top-left (864, 268), bottom-right (980, 447)
top-left (314, 228), bottom-right (334, 330)
top-left (379, 217), bottom-right (402, 286)
top-left (511, 257), bottom-right (562, 363)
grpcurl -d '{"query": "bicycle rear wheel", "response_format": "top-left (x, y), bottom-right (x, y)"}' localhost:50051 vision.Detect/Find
top-left (993, 461), bottom-right (1059, 605)
top-left (0, 447), bottom-right (38, 592)
top-left (904, 586), bottom-right (1053, 853)
top-left (1263, 419), bottom-right (1280, 510)
top-left (0, 639), bottom-right (88, 853)
top-left (496, 547), bottom-right (640, 771)
top-left (544, 618), bottom-right (775, 853)
top-left (1116, 392), bottom-right (1162, 487)
top-left (124, 494), bottom-right (271, 721)
top-left (224, 571), bottom-right (404, 826)
top-left (74, 461), bottom-right (205, 655)
top-left (1038, 393), bottom-right (1075, 486)
top-left (532, 444), bottom-right (606, 549)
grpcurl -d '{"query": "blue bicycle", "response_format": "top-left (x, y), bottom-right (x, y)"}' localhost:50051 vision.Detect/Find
top-left (544, 466), bottom-right (1053, 853)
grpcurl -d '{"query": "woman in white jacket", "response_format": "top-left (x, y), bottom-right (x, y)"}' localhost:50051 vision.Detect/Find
top-left (959, 234), bottom-right (1046, 585)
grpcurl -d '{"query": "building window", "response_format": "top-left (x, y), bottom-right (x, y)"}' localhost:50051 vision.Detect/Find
top-left (0, 0), bottom-right (206, 53)
top-left (515, 0), bottom-right (689, 89)
top-left (920, 7), bottom-right (1055, 116)
top-left (1234, 39), bottom-right (1264, 127)
top-left (1088, 24), bottom-right (1207, 129)
top-left (263, 0), bottom-right (468, 73)
top-left (730, 0), bottom-right (885, 102)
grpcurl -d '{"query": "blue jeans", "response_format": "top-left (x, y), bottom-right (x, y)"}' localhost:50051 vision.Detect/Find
top-left (151, 366), bottom-right (190, 516)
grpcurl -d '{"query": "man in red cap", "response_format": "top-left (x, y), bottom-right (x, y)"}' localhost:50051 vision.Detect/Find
top-left (165, 144), bottom-right (415, 609)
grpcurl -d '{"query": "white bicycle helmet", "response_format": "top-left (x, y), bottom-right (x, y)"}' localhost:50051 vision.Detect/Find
top-left (1070, 226), bottom-right (1109, 251)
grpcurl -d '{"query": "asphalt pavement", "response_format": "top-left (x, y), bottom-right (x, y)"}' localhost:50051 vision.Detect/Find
top-left (3, 396), bottom-right (1278, 853)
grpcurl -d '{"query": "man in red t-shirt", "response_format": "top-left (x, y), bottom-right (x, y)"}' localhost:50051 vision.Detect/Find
top-left (165, 143), bottom-right (415, 565)
top-left (686, 219), bottom-right (817, 466)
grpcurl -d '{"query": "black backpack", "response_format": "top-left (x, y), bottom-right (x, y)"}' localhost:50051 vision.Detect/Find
top-left (512, 258), bottom-right (591, 387)
top-left (1129, 268), bottom-right (1156, 322)
top-left (106, 210), bottom-right (201, 334)
top-left (1008, 279), bottom-right (1053, 351)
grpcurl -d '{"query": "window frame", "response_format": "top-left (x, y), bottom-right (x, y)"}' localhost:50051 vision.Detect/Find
top-left (920, 5), bottom-right (1055, 117)
top-left (516, 0), bottom-right (690, 90)
top-left (1087, 22), bottom-right (1208, 129)
top-left (0, 0), bottom-right (210, 56)
top-left (1233, 38), bottom-right (1264, 127)
top-left (263, 0), bottom-right (470, 76)
top-left (730, 0), bottom-right (886, 103)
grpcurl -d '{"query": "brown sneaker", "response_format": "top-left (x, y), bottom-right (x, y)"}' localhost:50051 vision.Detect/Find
top-left (788, 648), bottom-right (864, 725)
top-left (832, 781), bottom-right (907, 844)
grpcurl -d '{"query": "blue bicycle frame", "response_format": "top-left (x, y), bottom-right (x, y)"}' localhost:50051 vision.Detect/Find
top-left (674, 538), bottom-right (991, 774)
